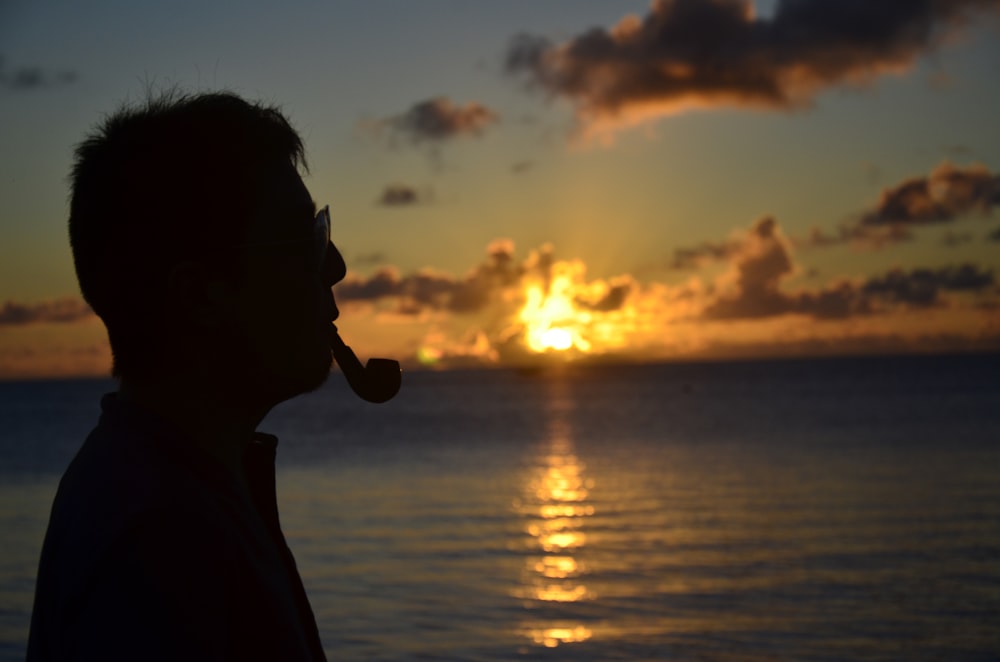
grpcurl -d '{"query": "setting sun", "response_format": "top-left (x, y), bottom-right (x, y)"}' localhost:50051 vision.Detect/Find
top-left (539, 328), bottom-right (573, 351)
top-left (519, 271), bottom-right (594, 355)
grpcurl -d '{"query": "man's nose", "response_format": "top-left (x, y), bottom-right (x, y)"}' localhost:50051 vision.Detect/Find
top-left (324, 241), bottom-right (347, 286)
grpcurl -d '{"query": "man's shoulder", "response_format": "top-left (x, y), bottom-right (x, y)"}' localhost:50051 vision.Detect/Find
top-left (45, 418), bottom-right (234, 570)
top-left (29, 421), bottom-right (235, 661)
top-left (60, 418), bottom-right (208, 517)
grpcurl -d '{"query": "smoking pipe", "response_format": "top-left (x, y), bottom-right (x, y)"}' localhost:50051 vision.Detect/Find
top-left (329, 325), bottom-right (401, 403)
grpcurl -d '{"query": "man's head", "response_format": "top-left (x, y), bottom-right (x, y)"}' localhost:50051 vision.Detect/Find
top-left (69, 90), bottom-right (344, 405)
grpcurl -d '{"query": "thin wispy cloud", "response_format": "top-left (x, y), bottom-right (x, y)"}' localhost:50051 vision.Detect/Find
top-left (377, 183), bottom-right (431, 207)
top-left (668, 237), bottom-right (743, 270)
top-left (0, 56), bottom-right (78, 91)
top-left (505, 0), bottom-right (1000, 137)
top-left (0, 298), bottom-right (93, 326)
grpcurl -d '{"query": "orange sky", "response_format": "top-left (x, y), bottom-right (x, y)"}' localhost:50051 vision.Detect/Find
top-left (2, 1), bottom-right (999, 377)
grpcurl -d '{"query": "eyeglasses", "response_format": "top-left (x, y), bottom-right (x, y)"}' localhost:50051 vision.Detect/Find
top-left (314, 205), bottom-right (331, 267)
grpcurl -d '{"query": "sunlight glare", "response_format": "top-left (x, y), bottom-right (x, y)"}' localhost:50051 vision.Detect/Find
top-left (519, 273), bottom-right (594, 354)
top-left (540, 327), bottom-right (573, 351)
top-left (529, 625), bottom-right (593, 648)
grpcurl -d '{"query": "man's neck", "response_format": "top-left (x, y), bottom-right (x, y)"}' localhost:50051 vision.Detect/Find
top-left (117, 375), bottom-right (271, 474)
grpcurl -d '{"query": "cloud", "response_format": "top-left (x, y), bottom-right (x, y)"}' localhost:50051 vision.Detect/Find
top-left (335, 267), bottom-right (404, 302)
top-left (504, 0), bottom-right (1000, 135)
top-left (703, 216), bottom-right (815, 319)
top-left (703, 216), bottom-right (995, 320)
top-left (334, 239), bottom-right (663, 367)
top-left (0, 56), bottom-right (78, 91)
top-left (0, 298), bottom-right (93, 326)
top-left (791, 226), bottom-right (859, 250)
top-left (674, 162), bottom-right (1000, 266)
top-left (375, 97), bottom-right (499, 145)
top-left (352, 251), bottom-right (388, 267)
top-left (511, 160), bottom-right (535, 174)
top-left (669, 237), bottom-right (742, 270)
top-left (988, 227), bottom-right (1000, 242)
top-left (785, 162), bottom-right (1000, 251)
top-left (335, 238), bottom-right (523, 314)
top-left (861, 264), bottom-right (995, 307)
top-left (669, 215), bottom-right (808, 271)
top-left (858, 161), bottom-right (1000, 228)
top-left (574, 276), bottom-right (634, 312)
top-left (795, 222), bottom-right (915, 252)
top-left (0, 342), bottom-right (111, 380)
top-left (377, 183), bottom-right (430, 207)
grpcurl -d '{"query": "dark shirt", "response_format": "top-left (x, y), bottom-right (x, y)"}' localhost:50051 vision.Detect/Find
top-left (27, 394), bottom-right (326, 661)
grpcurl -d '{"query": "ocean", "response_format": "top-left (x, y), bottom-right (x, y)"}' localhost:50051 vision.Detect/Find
top-left (1, 354), bottom-right (999, 661)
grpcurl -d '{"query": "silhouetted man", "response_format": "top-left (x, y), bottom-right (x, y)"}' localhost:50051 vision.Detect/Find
top-left (28, 92), bottom-right (342, 661)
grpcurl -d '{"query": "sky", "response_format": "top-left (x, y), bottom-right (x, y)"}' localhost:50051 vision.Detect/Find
top-left (2, 0), bottom-right (999, 377)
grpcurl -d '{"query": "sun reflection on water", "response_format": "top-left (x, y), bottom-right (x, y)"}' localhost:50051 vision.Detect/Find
top-left (516, 379), bottom-right (596, 648)
top-left (529, 625), bottom-right (593, 648)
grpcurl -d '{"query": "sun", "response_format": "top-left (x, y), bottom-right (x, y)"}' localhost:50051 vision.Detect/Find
top-left (539, 327), bottom-right (573, 351)
top-left (519, 272), bottom-right (593, 355)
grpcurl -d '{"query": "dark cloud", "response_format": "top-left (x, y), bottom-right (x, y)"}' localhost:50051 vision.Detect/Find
top-left (669, 238), bottom-right (742, 270)
top-left (511, 160), bottom-right (535, 174)
top-left (792, 226), bottom-right (854, 250)
top-left (378, 97), bottom-right (499, 144)
top-left (505, 0), bottom-right (1000, 127)
top-left (861, 264), bottom-right (995, 307)
top-left (334, 239), bottom-right (523, 314)
top-left (0, 298), bottom-right (93, 326)
top-left (795, 223), bottom-right (915, 251)
top-left (377, 184), bottom-right (429, 207)
top-left (333, 239), bottom-right (636, 325)
top-left (352, 251), bottom-right (388, 267)
top-left (703, 216), bottom-right (810, 319)
top-left (670, 215), bottom-right (803, 270)
top-left (0, 56), bottom-right (78, 91)
top-left (334, 268), bottom-right (403, 302)
top-left (786, 162), bottom-right (1000, 251)
top-left (859, 162), bottom-right (1000, 228)
top-left (673, 164), bottom-right (1000, 279)
top-left (703, 217), bottom-right (995, 320)
top-left (575, 278), bottom-right (634, 312)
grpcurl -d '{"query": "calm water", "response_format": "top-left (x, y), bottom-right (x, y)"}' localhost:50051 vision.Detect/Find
top-left (2, 355), bottom-right (999, 661)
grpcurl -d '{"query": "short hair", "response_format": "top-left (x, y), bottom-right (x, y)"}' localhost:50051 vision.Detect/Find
top-left (69, 90), bottom-right (307, 378)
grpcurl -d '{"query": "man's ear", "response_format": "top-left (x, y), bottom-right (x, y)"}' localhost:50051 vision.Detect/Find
top-left (165, 262), bottom-right (234, 329)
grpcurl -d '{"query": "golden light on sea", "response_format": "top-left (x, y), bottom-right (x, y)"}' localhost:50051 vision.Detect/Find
top-left (528, 625), bottom-right (593, 648)
top-left (517, 378), bottom-right (597, 648)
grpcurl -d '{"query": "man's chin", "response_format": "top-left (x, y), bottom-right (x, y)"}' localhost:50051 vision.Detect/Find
top-left (294, 350), bottom-right (334, 394)
top-left (301, 357), bottom-right (333, 394)
top-left (259, 351), bottom-right (332, 404)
